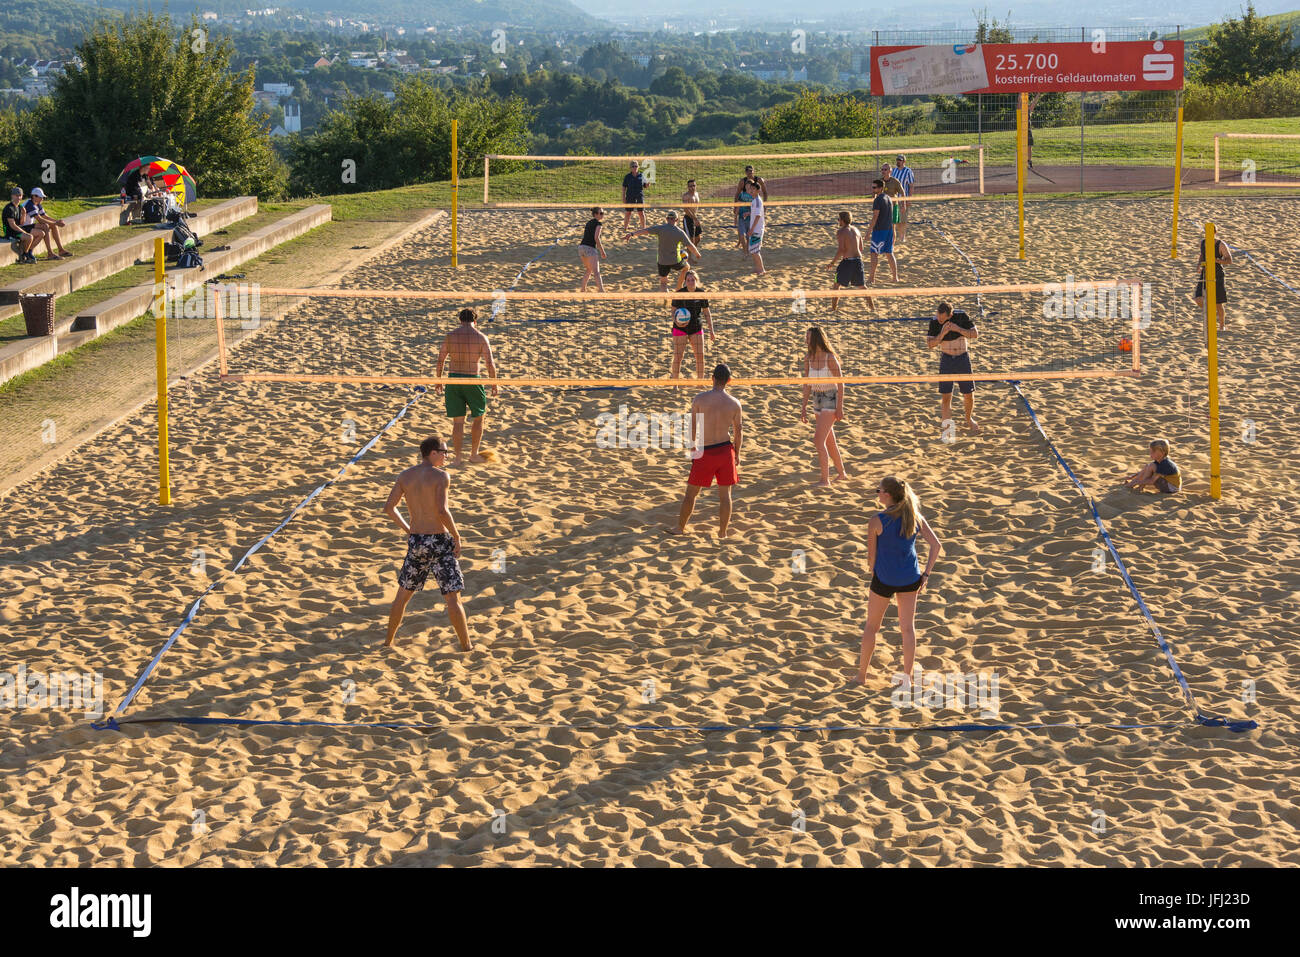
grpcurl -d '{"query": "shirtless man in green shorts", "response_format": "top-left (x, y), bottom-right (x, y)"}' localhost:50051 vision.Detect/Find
top-left (436, 307), bottom-right (498, 464)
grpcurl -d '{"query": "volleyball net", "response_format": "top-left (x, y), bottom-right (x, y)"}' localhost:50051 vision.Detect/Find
top-left (202, 280), bottom-right (1142, 388)
top-left (1213, 133), bottom-right (1300, 188)
top-left (482, 145), bottom-right (985, 208)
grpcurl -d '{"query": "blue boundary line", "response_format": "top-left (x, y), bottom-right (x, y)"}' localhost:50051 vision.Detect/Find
top-left (1238, 249), bottom-right (1300, 297)
top-left (1009, 384), bottom-right (1255, 733)
top-left (97, 714), bottom-right (1195, 735)
top-left (95, 387), bottom-right (429, 729)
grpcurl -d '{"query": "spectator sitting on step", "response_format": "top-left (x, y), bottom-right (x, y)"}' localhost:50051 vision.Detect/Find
top-left (3, 186), bottom-right (38, 264)
top-left (24, 188), bottom-right (71, 260)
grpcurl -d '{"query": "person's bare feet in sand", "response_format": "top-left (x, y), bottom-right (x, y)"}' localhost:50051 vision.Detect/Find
top-left (469, 453), bottom-right (488, 463)
top-left (967, 418), bottom-right (982, 435)
top-left (812, 480), bottom-right (833, 488)
top-left (832, 469), bottom-right (850, 482)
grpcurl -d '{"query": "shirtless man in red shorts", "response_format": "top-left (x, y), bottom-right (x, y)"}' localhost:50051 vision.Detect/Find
top-left (675, 363), bottom-right (744, 538)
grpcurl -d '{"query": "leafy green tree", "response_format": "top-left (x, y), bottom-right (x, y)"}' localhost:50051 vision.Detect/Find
top-left (579, 42), bottom-right (632, 79)
top-left (0, 107), bottom-right (24, 187)
top-left (1193, 2), bottom-right (1300, 84)
top-left (650, 66), bottom-right (702, 106)
top-left (286, 77), bottom-right (532, 195)
top-left (12, 13), bottom-right (285, 198)
top-left (758, 89), bottom-right (881, 142)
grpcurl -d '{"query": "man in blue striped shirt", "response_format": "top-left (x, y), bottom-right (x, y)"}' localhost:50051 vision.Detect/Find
top-left (892, 154), bottom-right (914, 244)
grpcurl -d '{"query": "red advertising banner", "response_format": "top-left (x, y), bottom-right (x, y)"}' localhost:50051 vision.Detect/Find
top-left (870, 41), bottom-right (1183, 96)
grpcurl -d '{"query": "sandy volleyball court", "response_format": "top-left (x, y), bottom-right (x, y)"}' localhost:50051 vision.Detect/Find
top-left (1, 196), bottom-right (1297, 866)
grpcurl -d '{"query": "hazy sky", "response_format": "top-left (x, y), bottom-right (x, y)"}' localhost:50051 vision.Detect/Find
top-left (566, 0), bottom-right (1299, 29)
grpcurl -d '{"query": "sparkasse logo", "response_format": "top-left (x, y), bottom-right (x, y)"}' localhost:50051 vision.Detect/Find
top-left (1142, 41), bottom-right (1175, 82)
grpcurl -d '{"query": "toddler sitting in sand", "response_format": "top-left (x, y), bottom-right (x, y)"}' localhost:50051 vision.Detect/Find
top-left (1122, 438), bottom-right (1181, 493)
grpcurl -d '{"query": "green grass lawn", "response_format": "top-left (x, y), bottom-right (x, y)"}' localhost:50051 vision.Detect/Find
top-left (481, 114), bottom-right (1300, 205)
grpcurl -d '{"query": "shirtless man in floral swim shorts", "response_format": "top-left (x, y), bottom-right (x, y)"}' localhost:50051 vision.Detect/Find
top-left (382, 435), bottom-right (472, 651)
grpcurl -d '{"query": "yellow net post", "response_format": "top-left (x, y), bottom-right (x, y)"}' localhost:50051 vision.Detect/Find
top-left (450, 119), bottom-right (459, 268)
top-left (214, 290), bottom-right (227, 376)
top-left (1171, 92), bottom-right (1184, 259)
top-left (153, 237), bottom-right (171, 505)
top-left (1205, 222), bottom-right (1222, 500)
top-left (1017, 92), bottom-right (1027, 261)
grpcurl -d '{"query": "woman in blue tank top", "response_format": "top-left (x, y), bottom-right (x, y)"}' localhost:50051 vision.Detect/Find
top-left (853, 475), bottom-right (942, 687)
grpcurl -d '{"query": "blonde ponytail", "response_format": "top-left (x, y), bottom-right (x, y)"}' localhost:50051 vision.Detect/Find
top-left (880, 475), bottom-right (920, 539)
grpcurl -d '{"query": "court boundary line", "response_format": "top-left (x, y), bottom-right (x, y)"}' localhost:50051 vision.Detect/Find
top-left (99, 714), bottom-right (1197, 735)
top-left (1009, 384), bottom-right (1254, 732)
top-left (1238, 249), bottom-right (1300, 297)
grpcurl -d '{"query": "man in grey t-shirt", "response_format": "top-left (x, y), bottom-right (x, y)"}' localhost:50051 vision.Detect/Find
top-left (622, 210), bottom-right (702, 292)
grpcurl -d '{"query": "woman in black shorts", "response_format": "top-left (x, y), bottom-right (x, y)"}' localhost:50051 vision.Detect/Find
top-left (669, 269), bottom-right (713, 380)
top-left (1193, 232), bottom-right (1232, 331)
top-left (579, 207), bottom-right (608, 292)
top-left (853, 475), bottom-right (942, 686)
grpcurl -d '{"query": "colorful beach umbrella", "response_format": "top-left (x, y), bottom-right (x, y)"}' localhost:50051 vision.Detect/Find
top-left (117, 155), bottom-right (165, 186)
top-left (117, 156), bottom-right (197, 204)
top-left (154, 171), bottom-right (197, 204)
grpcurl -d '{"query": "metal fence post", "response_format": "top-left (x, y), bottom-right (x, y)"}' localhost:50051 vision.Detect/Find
top-left (1080, 28), bottom-right (1086, 194)
top-left (1080, 92), bottom-right (1086, 193)
top-left (874, 30), bottom-right (880, 152)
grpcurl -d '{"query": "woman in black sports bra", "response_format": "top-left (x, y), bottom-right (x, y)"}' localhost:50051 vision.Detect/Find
top-left (669, 269), bottom-right (714, 380)
top-left (579, 206), bottom-right (607, 292)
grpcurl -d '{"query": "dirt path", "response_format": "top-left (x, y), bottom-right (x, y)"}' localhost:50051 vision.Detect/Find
top-left (0, 210), bottom-right (444, 496)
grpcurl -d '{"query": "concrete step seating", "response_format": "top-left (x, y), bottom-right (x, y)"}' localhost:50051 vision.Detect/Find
top-left (0, 197), bottom-right (258, 323)
top-left (1, 203), bottom-right (124, 268)
top-left (0, 204), bottom-right (331, 383)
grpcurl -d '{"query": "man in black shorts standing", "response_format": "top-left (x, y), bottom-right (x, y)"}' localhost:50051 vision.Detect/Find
top-left (825, 210), bottom-right (866, 311)
top-left (383, 435), bottom-right (472, 651)
top-left (623, 210), bottom-right (702, 293)
top-left (926, 301), bottom-right (981, 435)
top-left (622, 160), bottom-right (647, 230)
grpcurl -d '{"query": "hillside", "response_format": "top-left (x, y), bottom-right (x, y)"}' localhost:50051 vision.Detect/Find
top-left (1179, 7), bottom-right (1300, 43)
top-left (0, 0), bottom-right (120, 58)
top-left (97, 0), bottom-right (603, 30)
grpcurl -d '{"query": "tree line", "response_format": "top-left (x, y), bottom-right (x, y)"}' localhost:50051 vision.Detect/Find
top-left (1, 8), bottom-right (1296, 200)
